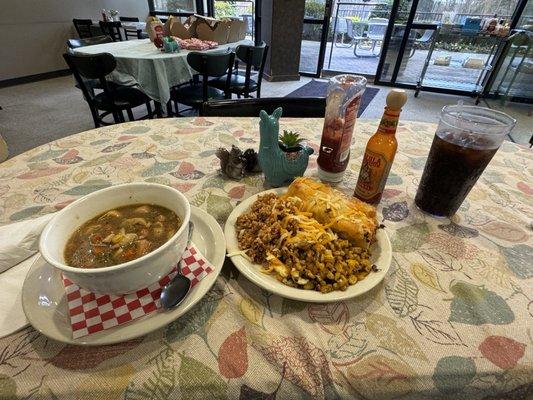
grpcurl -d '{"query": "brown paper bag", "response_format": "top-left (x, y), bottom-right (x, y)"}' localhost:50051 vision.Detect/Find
top-left (186, 15), bottom-right (220, 37)
top-left (196, 20), bottom-right (230, 44)
top-left (227, 19), bottom-right (247, 43)
top-left (163, 15), bottom-right (176, 36)
top-left (146, 16), bottom-right (164, 42)
top-left (169, 19), bottom-right (193, 39)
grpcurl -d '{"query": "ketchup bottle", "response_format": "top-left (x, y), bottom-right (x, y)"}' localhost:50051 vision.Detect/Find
top-left (317, 75), bottom-right (367, 183)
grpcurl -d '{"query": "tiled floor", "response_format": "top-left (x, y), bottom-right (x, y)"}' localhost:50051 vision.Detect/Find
top-left (0, 74), bottom-right (530, 159)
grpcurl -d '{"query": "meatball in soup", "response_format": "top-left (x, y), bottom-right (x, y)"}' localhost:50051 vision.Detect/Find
top-left (64, 204), bottom-right (181, 268)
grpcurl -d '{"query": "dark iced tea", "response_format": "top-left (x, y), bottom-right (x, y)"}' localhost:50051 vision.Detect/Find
top-left (415, 132), bottom-right (497, 217)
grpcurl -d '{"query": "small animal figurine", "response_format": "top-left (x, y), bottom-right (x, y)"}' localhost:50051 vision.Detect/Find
top-left (258, 108), bottom-right (314, 187)
top-left (162, 36), bottom-right (180, 53)
top-left (243, 148), bottom-right (261, 172)
top-left (216, 145), bottom-right (246, 180)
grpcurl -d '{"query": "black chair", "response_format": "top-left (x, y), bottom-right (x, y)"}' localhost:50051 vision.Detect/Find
top-left (119, 16), bottom-right (149, 40)
top-left (63, 52), bottom-right (153, 127)
top-left (170, 50), bottom-right (236, 115)
top-left (67, 35), bottom-right (113, 49)
top-left (209, 42), bottom-right (268, 98)
top-left (73, 19), bottom-right (94, 39)
top-left (99, 21), bottom-right (123, 41)
top-left (66, 36), bottom-right (115, 94)
top-left (201, 97), bottom-right (326, 118)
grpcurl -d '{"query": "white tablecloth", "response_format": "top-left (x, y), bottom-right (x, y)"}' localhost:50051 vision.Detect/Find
top-left (73, 39), bottom-right (251, 104)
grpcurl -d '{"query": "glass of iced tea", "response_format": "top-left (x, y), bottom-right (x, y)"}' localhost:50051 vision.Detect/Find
top-left (415, 105), bottom-right (516, 217)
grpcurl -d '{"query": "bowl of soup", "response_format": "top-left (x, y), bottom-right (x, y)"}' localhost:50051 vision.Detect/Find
top-left (39, 183), bottom-right (190, 294)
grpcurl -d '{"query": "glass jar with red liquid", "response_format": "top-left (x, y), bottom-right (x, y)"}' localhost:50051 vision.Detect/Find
top-left (317, 75), bottom-right (367, 183)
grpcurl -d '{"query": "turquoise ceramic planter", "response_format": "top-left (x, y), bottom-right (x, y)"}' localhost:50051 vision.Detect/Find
top-left (258, 108), bottom-right (314, 187)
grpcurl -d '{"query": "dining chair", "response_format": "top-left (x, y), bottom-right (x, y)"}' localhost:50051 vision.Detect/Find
top-left (119, 17), bottom-right (149, 40)
top-left (63, 52), bottom-right (153, 128)
top-left (73, 19), bottom-right (94, 39)
top-left (200, 97), bottom-right (326, 118)
top-left (67, 35), bottom-right (113, 49)
top-left (66, 36), bottom-right (116, 95)
top-left (99, 21), bottom-right (123, 42)
top-left (209, 42), bottom-right (268, 99)
top-left (170, 50), bottom-right (236, 116)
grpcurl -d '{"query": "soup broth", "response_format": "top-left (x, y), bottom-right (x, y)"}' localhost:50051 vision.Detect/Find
top-left (64, 204), bottom-right (181, 268)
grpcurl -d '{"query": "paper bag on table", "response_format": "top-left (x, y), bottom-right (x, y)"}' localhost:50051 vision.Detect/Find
top-left (146, 17), bottom-right (164, 42)
top-left (168, 18), bottom-right (193, 39)
top-left (226, 19), bottom-right (247, 43)
top-left (196, 19), bottom-right (230, 44)
top-left (163, 15), bottom-right (175, 36)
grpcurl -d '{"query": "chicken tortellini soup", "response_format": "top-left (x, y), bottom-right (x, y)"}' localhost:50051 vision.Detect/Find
top-left (64, 204), bottom-right (181, 268)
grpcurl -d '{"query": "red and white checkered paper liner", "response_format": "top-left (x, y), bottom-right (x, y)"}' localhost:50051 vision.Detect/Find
top-left (62, 246), bottom-right (213, 339)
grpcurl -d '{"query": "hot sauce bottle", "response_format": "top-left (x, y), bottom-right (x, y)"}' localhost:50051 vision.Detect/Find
top-left (317, 75), bottom-right (367, 183)
top-left (354, 89), bottom-right (407, 203)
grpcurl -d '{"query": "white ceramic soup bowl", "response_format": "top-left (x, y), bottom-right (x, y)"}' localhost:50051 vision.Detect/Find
top-left (39, 183), bottom-right (190, 295)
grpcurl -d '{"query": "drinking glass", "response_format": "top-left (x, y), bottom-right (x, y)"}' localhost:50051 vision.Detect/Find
top-left (415, 105), bottom-right (516, 217)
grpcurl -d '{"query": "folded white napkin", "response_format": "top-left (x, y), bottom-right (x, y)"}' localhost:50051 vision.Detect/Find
top-left (0, 214), bottom-right (53, 338)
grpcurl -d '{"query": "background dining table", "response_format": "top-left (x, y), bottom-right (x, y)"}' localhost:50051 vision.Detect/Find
top-left (73, 39), bottom-right (252, 105)
top-left (0, 117), bottom-right (531, 399)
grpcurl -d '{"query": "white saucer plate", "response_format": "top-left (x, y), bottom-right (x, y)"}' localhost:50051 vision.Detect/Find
top-left (225, 188), bottom-right (392, 303)
top-left (22, 206), bottom-right (225, 345)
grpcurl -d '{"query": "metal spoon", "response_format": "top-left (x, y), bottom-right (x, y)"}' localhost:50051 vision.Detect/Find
top-left (160, 221), bottom-right (194, 310)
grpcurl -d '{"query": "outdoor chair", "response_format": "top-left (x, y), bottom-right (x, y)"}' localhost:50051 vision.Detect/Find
top-left (409, 29), bottom-right (436, 58)
top-left (201, 97), bottom-right (326, 117)
top-left (353, 18), bottom-right (388, 57)
top-left (99, 21), bottom-right (123, 42)
top-left (333, 18), bottom-right (353, 48)
top-left (209, 42), bottom-right (268, 98)
top-left (63, 52), bottom-right (153, 127)
top-left (73, 19), bottom-right (94, 39)
top-left (170, 50), bottom-right (235, 116)
top-left (241, 14), bottom-right (254, 36)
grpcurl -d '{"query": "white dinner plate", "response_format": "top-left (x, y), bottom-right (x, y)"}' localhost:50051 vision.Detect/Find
top-left (22, 207), bottom-right (225, 345)
top-left (225, 188), bottom-right (392, 303)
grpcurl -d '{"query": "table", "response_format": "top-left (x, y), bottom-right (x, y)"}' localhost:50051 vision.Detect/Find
top-left (89, 21), bottom-right (146, 39)
top-left (0, 118), bottom-right (531, 399)
top-left (73, 39), bottom-right (251, 104)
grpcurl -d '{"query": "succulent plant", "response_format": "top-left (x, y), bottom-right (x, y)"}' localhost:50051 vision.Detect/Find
top-left (279, 130), bottom-right (304, 148)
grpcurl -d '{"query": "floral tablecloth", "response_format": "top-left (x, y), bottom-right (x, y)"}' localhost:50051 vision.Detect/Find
top-left (0, 118), bottom-right (531, 399)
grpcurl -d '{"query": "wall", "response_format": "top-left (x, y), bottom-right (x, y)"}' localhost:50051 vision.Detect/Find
top-left (0, 0), bottom-right (149, 81)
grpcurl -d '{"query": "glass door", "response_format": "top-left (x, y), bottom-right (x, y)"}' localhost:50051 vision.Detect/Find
top-left (376, 0), bottom-right (522, 94)
top-left (325, 1), bottom-right (395, 77)
top-left (300, 0), bottom-right (333, 76)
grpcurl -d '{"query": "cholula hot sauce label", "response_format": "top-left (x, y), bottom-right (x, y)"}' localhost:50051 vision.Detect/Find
top-left (354, 149), bottom-right (392, 203)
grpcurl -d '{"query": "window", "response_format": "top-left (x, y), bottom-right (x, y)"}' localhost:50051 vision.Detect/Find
top-left (148, 0), bottom-right (203, 16)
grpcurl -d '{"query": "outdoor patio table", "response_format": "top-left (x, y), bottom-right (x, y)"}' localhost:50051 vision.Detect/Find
top-left (0, 118), bottom-right (531, 399)
top-left (73, 39), bottom-right (251, 105)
